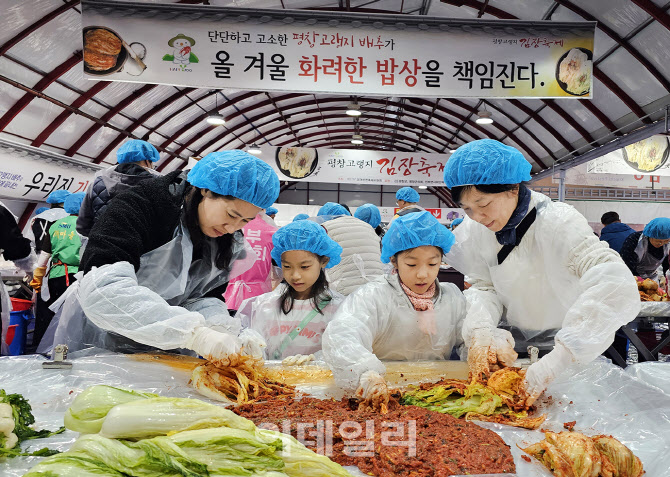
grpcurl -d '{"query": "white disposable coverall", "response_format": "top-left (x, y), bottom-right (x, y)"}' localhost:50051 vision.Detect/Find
top-left (445, 191), bottom-right (640, 381)
top-left (237, 284), bottom-right (344, 360)
top-left (322, 273), bottom-right (466, 390)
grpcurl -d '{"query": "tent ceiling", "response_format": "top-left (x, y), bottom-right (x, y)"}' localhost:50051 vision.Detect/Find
top-left (2, 0), bottom-right (670, 209)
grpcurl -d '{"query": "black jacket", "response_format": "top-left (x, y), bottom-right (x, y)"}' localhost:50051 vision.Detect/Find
top-left (620, 231), bottom-right (669, 276)
top-left (80, 171), bottom-right (241, 299)
top-left (0, 205), bottom-right (31, 262)
top-left (76, 163), bottom-right (155, 237)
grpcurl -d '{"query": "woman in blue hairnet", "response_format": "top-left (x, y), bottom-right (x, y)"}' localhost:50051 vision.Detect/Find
top-left (237, 220), bottom-right (344, 365)
top-left (42, 151), bottom-right (280, 364)
top-left (443, 139), bottom-right (639, 405)
top-left (323, 211), bottom-right (466, 411)
top-left (619, 217), bottom-right (670, 281)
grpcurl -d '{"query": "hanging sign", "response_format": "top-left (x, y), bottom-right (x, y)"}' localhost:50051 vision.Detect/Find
top-left (0, 140), bottom-right (101, 201)
top-left (253, 145), bottom-right (450, 186)
top-left (81, 1), bottom-right (595, 99)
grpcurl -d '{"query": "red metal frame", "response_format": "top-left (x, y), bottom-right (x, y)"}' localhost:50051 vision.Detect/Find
top-left (0, 53), bottom-right (82, 132)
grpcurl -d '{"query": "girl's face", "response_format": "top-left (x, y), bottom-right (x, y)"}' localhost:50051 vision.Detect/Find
top-left (281, 250), bottom-right (329, 299)
top-left (458, 187), bottom-right (519, 233)
top-left (392, 245), bottom-right (442, 295)
top-left (197, 190), bottom-right (260, 238)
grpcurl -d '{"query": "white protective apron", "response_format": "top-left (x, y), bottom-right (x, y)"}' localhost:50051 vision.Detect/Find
top-left (634, 235), bottom-right (670, 281)
top-left (39, 221), bottom-right (254, 354)
top-left (487, 210), bottom-right (580, 352)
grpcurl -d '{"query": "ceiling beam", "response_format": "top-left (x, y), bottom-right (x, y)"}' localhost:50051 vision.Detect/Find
top-left (94, 87), bottom-right (197, 163)
top-left (32, 81), bottom-right (109, 147)
top-left (65, 84), bottom-right (158, 159)
top-left (0, 1), bottom-right (80, 57)
top-left (631, 0), bottom-right (670, 31)
top-left (0, 52), bottom-right (81, 132)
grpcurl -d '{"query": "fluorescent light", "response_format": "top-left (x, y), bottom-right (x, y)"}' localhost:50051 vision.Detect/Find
top-left (206, 114), bottom-right (226, 125)
top-left (418, 186), bottom-right (428, 189)
top-left (346, 103), bottom-right (362, 116)
top-left (247, 143), bottom-right (261, 154)
top-left (351, 134), bottom-right (364, 145)
top-left (475, 110), bottom-right (493, 125)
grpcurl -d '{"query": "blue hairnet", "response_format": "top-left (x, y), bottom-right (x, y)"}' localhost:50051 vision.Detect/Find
top-left (271, 220), bottom-right (342, 268)
top-left (35, 207), bottom-right (49, 215)
top-left (117, 139), bottom-right (160, 164)
top-left (64, 192), bottom-right (86, 214)
top-left (187, 150), bottom-right (280, 209)
top-left (643, 218), bottom-right (670, 239)
top-left (265, 207), bottom-right (278, 216)
top-left (317, 202), bottom-right (351, 217)
top-left (293, 213), bottom-right (310, 222)
top-left (46, 189), bottom-right (71, 204)
top-left (451, 218), bottom-right (464, 228)
top-left (354, 203), bottom-right (381, 228)
top-left (396, 187), bottom-right (420, 203)
top-left (443, 139), bottom-right (532, 189)
top-left (381, 211), bottom-right (455, 263)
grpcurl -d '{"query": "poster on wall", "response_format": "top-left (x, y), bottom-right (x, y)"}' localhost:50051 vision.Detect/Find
top-left (587, 135), bottom-right (670, 177)
top-left (81, 1), bottom-right (595, 99)
top-left (255, 145), bottom-right (449, 186)
top-left (0, 140), bottom-right (100, 201)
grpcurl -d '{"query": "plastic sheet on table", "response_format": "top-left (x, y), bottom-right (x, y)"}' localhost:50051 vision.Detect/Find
top-left (638, 301), bottom-right (670, 317)
top-left (1, 352), bottom-right (668, 477)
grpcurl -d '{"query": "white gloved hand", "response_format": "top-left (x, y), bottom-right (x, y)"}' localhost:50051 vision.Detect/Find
top-left (238, 328), bottom-right (266, 358)
top-left (492, 328), bottom-right (518, 367)
top-left (355, 370), bottom-right (389, 413)
top-left (186, 326), bottom-right (241, 362)
top-left (282, 354), bottom-right (315, 366)
top-left (523, 342), bottom-right (575, 406)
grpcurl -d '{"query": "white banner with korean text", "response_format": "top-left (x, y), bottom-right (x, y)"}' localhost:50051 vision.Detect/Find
top-left (0, 145), bottom-right (99, 202)
top-left (252, 145), bottom-right (449, 186)
top-left (81, 1), bottom-right (595, 99)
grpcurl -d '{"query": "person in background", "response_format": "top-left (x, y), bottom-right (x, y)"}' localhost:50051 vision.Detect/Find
top-left (30, 190), bottom-right (71, 253)
top-left (293, 213), bottom-right (310, 222)
top-left (317, 202), bottom-right (350, 218)
top-left (323, 211), bottom-right (466, 411)
top-left (223, 212), bottom-right (279, 314)
top-left (238, 220), bottom-right (344, 365)
top-left (451, 217), bottom-right (464, 230)
top-left (391, 187), bottom-right (424, 223)
top-left (354, 203), bottom-right (385, 238)
top-left (599, 211), bottom-right (635, 253)
top-left (31, 192), bottom-right (86, 348)
top-left (41, 151), bottom-right (278, 362)
top-left (317, 203), bottom-right (385, 296)
top-left (620, 217), bottom-right (670, 281)
top-left (0, 202), bottom-right (36, 355)
top-left (265, 207), bottom-right (278, 220)
top-left (443, 139), bottom-right (639, 406)
top-left (76, 139), bottom-right (160, 237)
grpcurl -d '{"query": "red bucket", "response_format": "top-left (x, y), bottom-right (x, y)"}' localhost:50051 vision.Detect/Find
top-left (10, 298), bottom-right (32, 312)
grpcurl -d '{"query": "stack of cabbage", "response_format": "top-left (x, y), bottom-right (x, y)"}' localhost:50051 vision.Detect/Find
top-left (24, 385), bottom-right (352, 477)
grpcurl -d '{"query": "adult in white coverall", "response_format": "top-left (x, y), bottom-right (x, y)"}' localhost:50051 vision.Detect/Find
top-left (41, 151), bottom-right (279, 362)
top-left (322, 211), bottom-right (466, 409)
top-left (237, 220), bottom-right (344, 364)
top-left (442, 139), bottom-right (640, 405)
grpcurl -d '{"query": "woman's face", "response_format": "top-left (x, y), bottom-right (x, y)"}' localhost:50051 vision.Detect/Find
top-left (649, 237), bottom-right (670, 248)
top-left (197, 191), bottom-right (261, 238)
top-left (280, 250), bottom-right (329, 299)
top-left (458, 187), bottom-right (519, 233)
top-left (392, 246), bottom-right (442, 295)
